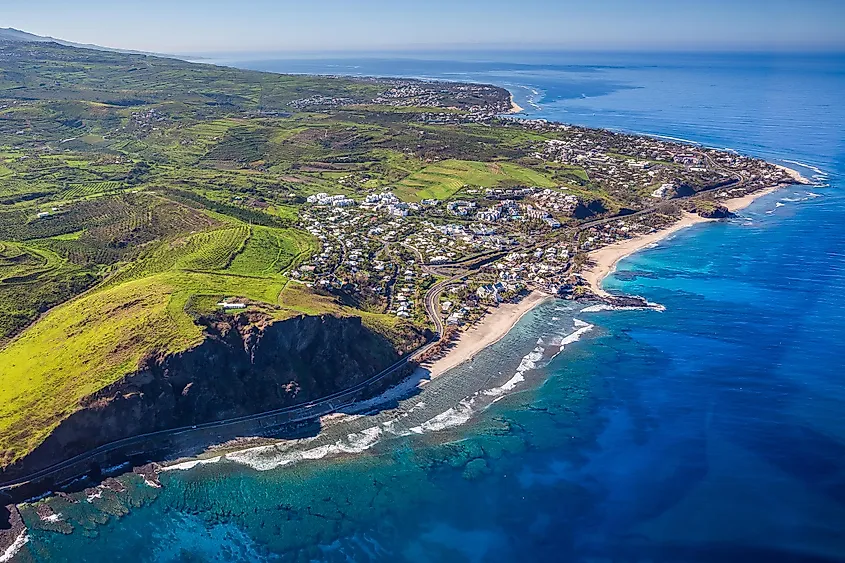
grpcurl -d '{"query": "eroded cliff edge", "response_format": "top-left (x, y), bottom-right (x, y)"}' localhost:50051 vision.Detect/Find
top-left (2, 312), bottom-right (427, 481)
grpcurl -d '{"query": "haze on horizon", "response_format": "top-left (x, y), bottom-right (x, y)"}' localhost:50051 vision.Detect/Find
top-left (4, 0), bottom-right (844, 54)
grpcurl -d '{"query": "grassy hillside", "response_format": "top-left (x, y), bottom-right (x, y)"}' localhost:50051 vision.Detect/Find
top-left (0, 38), bottom-right (644, 466)
top-left (0, 215), bottom-right (393, 464)
top-left (395, 160), bottom-right (558, 201)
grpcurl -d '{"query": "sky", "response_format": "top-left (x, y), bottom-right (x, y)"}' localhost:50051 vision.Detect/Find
top-left (3, 0), bottom-right (844, 54)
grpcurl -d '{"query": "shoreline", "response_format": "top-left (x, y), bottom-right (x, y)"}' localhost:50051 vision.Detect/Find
top-left (418, 165), bottom-right (810, 375)
top-left (582, 211), bottom-right (714, 298)
top-left (509, 93), bottom-right (524, 114)
top-left (419, 290), bottom-right (550, 379)
top-left (583, 173), bottom-right (805, 297)
top-left (775, 163), bottom-right (812, 185)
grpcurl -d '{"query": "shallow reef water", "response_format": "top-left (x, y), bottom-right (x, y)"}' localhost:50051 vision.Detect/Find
top-left (14, 52), bottom-right (845, 562)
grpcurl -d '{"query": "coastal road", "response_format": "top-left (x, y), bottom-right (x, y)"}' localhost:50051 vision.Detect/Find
top-left (1, 167), bottom-right (762, 495)
top-left (423, 270), bottom-right (473, 338)
top-left (0, 336), bottom-right (441, 494)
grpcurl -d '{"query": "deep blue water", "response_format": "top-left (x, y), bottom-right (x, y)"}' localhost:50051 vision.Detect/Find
top-left (13, 53), bottom-right (845, 562)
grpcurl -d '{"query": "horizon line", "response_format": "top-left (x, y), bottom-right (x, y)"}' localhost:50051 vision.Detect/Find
top-left (179, 46), bottom-right (845, 58)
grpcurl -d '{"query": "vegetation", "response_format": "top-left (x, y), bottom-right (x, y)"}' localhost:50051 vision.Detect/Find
top-left (394, 159), bottom-right (557, 201)
top-left (0, 36), bottom-right (763, 466)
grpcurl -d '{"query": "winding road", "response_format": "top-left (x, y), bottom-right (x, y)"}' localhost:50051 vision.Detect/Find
top-left (0, 167), bottom-right (756, 496)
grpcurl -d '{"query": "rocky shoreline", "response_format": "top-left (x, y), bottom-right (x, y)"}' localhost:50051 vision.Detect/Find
top-left (0, 504), bottom-right (26, 563)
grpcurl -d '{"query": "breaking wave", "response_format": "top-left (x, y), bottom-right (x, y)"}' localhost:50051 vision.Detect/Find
top-left (550, 321), bottom-right (594, 358)
top-left (0, 531), bottom-right (29, 563)
top-left (410, 399), bottom-right (476, 433)
top-left (580, 302), bottom-right (665, 313)
top-left (224, 426), bottom-right (387, 472)
top-left (782, 159), bottom-right (827, 179)
top-left (161, 456), bottom-right (222, 472)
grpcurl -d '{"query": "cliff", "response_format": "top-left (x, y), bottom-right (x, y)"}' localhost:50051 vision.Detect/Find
top-left (2, 312), bottom-right (426, 480)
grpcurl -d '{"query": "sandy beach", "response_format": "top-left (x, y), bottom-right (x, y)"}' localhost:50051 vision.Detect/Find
top-left (419, 290), bottom-right (549, 379)
top-left (583, 167), bottom-right (809, 296)
top-left (509, 94), bottom-right (524, 114)
top-left (582, 211), bottom-right (714, 297)
top-left (722, 186), bottom-right (781, 212)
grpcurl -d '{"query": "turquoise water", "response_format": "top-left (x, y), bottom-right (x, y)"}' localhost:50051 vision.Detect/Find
top-left (13, 53), bottom-right (845, 562)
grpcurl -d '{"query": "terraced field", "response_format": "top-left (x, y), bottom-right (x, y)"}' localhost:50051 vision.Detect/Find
top-left (227, 226), bottom-right (317, 277)
top-left (0, 240), bottom-right (94, 341)
top-left (57, 181), bottom-right (124, 200)
top-left (176, 226), bottom-right (251, 271)
top-left (0, 242), bottom-right (62, 283)
top-left (0, 37), bottom-right (582, 469)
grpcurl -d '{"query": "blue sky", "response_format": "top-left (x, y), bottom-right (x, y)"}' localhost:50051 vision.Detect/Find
top-left (4, 0), bottom-right (844, 53)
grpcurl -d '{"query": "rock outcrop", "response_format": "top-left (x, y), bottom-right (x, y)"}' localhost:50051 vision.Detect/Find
top-left (3, 313), bottom-right (425, 479)
top-left (697, 204), bottom-right (732, 219)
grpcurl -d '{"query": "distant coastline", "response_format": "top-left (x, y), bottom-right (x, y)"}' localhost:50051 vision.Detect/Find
top-left (509, 94), bottom-right (524, 114)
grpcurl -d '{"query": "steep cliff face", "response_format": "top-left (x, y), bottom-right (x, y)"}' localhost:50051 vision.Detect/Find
top-left (8, 313), bottom-right (425, 476)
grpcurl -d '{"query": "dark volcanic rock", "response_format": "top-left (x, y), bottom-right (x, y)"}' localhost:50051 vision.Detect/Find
top-left (0, 504), bottom-right (26, 558)
top-left (6, 314), bottom-right (424, 479)
top-left (603, 295), bottom-right (654, 308)
top-left (698, 204), bottom-right (732, 219)
top-left (573, 199), bottom-right (608, 219)
top-left (672, 183), bottom-right (697, 198)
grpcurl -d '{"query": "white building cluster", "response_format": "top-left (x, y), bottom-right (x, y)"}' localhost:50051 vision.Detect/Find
top-left (306, 193), bottom-right (356, 207)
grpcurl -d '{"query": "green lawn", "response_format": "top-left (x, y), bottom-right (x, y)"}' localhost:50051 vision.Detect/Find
top-left (394, 159), bottom-right (558, 201)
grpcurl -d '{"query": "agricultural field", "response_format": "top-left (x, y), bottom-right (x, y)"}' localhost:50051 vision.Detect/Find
top-left (394, 159), bottom-right (559, 201)
top-left (0, 36), bottom-right (738, 467)
top-left (227, 226), bottom-right (317, 277)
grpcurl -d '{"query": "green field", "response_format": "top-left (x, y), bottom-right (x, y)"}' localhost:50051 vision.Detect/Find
top-left (394, 159), bottom-right (558, 201)
top-left (0, 37), bottom-right (667, 467)
top-left (227, 226), bottom-right (317, 277)
top-left (0, 220), bottom-right (325, 463)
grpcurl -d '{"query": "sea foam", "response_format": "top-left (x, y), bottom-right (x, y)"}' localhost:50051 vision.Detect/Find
top-left (549, 322), bottom-right (594, 358)
top-left (160, 456), bottom-right (222, 472)
top-left (0, 531), bottom-right (29, 563)
top-left (782, 159), bottom-right (827, 178)
top-left (410, 400), bottom-right (476, 433)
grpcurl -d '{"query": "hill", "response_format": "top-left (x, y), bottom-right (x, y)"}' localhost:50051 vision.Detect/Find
top-left (0, 26), bottom-right (161, 55)
top-left (0, 28), bottom-right (51, 43)
top-left (0, 37), bottom-right (793, 479)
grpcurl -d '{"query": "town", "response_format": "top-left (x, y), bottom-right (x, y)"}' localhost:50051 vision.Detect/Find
top-left (289, 127), bottom-right (796, 330)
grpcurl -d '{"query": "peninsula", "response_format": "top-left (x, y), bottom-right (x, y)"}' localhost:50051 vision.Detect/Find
top-left (0, 33), bottom-right (809, 506)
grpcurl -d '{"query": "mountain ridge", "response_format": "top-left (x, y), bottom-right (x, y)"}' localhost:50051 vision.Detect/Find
top-left (0, 27), bottom-right (163, 56)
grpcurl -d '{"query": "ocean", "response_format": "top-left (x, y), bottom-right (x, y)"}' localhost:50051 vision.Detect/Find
top-left (10, 52), bottom-right (845, 562)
